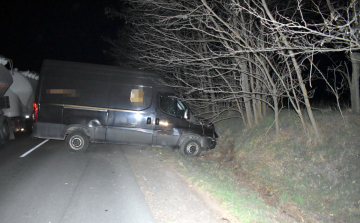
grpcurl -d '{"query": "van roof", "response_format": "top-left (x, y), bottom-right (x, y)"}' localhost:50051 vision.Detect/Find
top-left (39, 60), bottom-right (174, 92)
top-left (41, 59), bottom-right (160, 78)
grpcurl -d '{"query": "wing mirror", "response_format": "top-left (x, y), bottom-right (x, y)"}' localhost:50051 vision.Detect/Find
top-left (184, 109), bottom-right (190, 119)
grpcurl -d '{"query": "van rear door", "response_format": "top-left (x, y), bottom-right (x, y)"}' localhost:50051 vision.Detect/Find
top-left (34, 75), bottom-right (65, 139)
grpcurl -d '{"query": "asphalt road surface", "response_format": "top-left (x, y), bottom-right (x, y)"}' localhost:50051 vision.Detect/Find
top-left (0, 132), bottom-right (156, 223)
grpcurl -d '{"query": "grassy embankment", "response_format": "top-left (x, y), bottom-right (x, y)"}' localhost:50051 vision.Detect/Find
top-left (172, 109), bottom-right (360, 222)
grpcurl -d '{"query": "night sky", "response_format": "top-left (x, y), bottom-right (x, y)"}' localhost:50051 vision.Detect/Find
top-left (0, 1), bottom-right (120, 73)
top-left (0, 1), bottom-right (351, 105)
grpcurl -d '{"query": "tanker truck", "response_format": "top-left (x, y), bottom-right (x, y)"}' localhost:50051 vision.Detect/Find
top-left (0, 55), bottom-right (39, 145)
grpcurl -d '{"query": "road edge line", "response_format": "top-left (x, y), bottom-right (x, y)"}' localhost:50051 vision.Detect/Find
top-left (20, 139), bottom-right (50, 157)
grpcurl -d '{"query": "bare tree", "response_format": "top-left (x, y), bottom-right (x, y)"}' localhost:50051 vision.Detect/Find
top-left (106, 0), bottom-right (360, 141)
top-left (108, 0), bottom-right (284, 129)
top-left (239, 0), bottom-right (360, 114)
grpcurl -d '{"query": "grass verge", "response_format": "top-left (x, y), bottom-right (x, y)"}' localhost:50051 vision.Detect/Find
top-left (159, 109), bottom-right (360, 222)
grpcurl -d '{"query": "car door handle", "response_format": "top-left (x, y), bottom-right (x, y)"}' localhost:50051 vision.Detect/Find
top-left (147, 117), bottom-right (151, 125)
top-left (155, 118), bottom-right (159, 125)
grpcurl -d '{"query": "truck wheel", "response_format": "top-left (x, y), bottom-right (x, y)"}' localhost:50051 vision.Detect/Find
top-left (1, 122), bottom-right (10, 144)
top-left (65, 131), bottom-right (89, 152)
top-left (25, 119), bottom-right (33, 134)
top-left (180, 138), bottom-right (201, 157)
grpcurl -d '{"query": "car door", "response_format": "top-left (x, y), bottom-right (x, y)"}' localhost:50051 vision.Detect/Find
top-left (153, 93), bottom-right (189, 147)
top-left (105, 84), bottom-right (155, 145)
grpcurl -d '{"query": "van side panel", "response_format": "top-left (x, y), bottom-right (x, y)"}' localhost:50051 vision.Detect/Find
top-left (62, 79), bottom-right (110, 142)
top-left (62, 108), bottom-right (108, 142)
top-left (33, 122), bottom-right (66, 139)
top-left (105, 83), bottom-right (155, 145)
top-left (106, 128), bottom-right (153, 144)
top-left (34, 62), bottom-right (111, 140)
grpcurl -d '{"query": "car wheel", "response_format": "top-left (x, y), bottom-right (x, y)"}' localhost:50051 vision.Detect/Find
top-left (180, 138), bottom-right (201, 157)
top-left (65, 131), bottom-right (89, 152)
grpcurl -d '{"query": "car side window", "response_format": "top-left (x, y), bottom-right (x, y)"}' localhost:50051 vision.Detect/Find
top-left (176, 100), bottom-right (186, 117)
top-left (159, 95), bottom-right (176, 116)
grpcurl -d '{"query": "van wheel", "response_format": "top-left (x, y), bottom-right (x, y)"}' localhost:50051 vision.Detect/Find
top-left (180, 138), bottom-right (201, 157)
top-left (66, 131), bottom-right (89, 152)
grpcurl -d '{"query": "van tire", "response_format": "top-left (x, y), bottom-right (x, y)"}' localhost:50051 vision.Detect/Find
top-left (66, 131), bottom-right (89, 152)
top-left (180, 138), bottom-right (201, 157)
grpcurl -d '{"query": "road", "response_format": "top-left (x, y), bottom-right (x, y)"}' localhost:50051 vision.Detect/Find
top-left (0, 132), bottom-right (156, 223)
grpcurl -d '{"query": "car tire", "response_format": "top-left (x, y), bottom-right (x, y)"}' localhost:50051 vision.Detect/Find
top-left (65, 131), bottom-right (89, 152)
top-left (180, 138), bottom-right (201, 157)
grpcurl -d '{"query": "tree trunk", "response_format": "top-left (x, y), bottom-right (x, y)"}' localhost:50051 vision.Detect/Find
top-left (240, 62), bottom-right (253, 127)
top-left (262, 94), bottom-right (267, 117)
top-left (261, 0), bottom-right (321, 142)
top-left (290, 51), bottom-right (321, 141)
top-left (208, 76), bottom-right (217, 114)
top-left (350, 52), bottom-right (360, 113)
top-left (255, 78), bottom-right (263, 120)
top-left (249, 60), bottom-right (259, 124)
top-left (273, 96), bottom-right (279, 136)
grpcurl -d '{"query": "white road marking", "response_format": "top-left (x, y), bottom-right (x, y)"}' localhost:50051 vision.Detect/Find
top-left (20, 139), bottom-right (50, 157)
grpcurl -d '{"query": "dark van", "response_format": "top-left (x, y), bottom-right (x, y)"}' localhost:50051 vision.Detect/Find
top-left (32, 60), bottom-right (217, 156)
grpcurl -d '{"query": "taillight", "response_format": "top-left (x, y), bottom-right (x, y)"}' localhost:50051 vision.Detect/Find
top-left (32, 102), bottom-right (38, 122)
